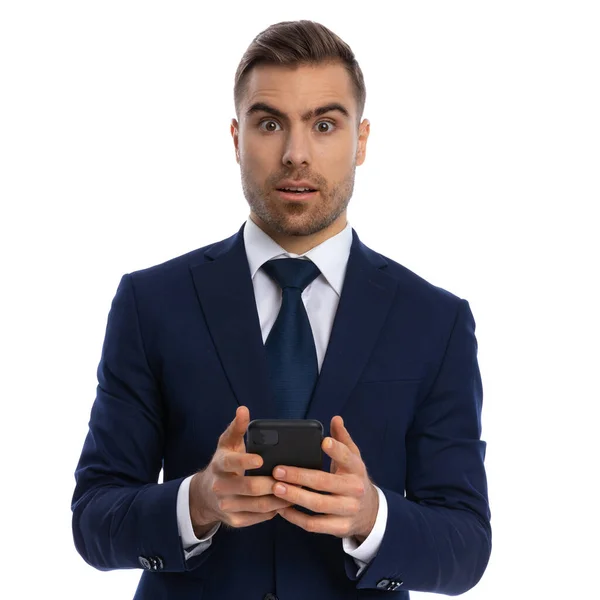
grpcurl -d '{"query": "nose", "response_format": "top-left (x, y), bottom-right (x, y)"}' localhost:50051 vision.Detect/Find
top-left (281, 127), bottom-right (311, 168)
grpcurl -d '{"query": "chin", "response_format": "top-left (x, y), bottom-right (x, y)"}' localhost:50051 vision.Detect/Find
top-left (270, 219), bottom-right (315, 237)
top-left (251, 196), bottom-right (340, 237)
top-left (281, 215), bottom-right (337, 237)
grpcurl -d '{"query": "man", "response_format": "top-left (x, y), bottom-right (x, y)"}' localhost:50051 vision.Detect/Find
top-left (72, 19), bottom-right (491, 599)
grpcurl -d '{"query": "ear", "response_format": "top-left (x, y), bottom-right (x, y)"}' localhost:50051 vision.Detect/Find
top-left (231, 119), bottom-right (240, 163)
top-left (356, 119), bottom-right (370, 166)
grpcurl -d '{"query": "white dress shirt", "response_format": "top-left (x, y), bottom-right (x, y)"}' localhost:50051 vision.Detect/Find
top-left (176, 217), bottom-right (388, 575)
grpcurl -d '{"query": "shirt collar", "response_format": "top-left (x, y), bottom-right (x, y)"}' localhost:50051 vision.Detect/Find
top-left (243, 217), bottom-right (353, 297)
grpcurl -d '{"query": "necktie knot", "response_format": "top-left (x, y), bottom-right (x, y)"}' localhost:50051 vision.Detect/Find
top-left (262, 258), bottom-right (321, 293)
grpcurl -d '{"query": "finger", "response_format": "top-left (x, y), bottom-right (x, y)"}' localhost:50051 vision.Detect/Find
top-left (217, 451), bottom-right (263, 475)
top-left (277, 507), bottom-right (353, 537)
top-left (272, 467), bottom-right (362, 497)
top-left (321, 437), bottom-right (363, 474)
top-left (213, 475), bottom-right (276, 497)
top-left (224, 509), bottom-right (280, 529)
top-left (272, 482), bottom-right (360, 516)
top-left (218, 406), bottom-right (250, 450)
top-left (219, 494), bottom-right (293, 514)
top-left (331, 416), bottom-right (361, 457)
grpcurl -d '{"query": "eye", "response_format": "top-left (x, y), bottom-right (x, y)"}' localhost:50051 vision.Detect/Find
top-left (315, 120), bottom-right (336, 133)
top-left (259, 120), bottom-right (282, 132)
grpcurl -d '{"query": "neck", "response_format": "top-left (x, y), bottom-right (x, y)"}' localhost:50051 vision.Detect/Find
top-left (250, 213), bottom-right (347, 255)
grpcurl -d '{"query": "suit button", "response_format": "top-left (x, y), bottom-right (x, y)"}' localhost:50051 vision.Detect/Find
top-left (377, 579), bottom-right (390, 589)
top-left (149, 556), bottom-right (164, 571)
top-left (138, 555), bottom-right (164, 571)
top-left (263, 594), bottom-right (278, 600)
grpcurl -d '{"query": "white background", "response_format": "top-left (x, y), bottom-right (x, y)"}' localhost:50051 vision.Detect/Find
top-left (1, 1), bottom-right (598, 598)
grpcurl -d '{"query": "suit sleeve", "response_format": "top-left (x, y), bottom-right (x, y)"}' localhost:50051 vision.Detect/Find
top-left (347, 299), bottom-right (492, 595)
top-left (71, 274), bottom-right (216, 573)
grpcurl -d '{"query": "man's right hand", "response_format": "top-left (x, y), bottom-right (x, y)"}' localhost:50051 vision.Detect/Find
top-left (189, 405), bottom-right (292, 536)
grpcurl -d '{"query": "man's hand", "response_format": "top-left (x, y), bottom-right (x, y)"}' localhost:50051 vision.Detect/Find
top-left (272, 416), bottom-right (379, 543)
top-left (189, 406), bottom-right (293, 536)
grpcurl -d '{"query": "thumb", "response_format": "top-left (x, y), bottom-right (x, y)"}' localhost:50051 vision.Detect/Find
top-left (219, 406), bottom-right (250, 450)
top-left (331, 416), bottom-right (361, 457)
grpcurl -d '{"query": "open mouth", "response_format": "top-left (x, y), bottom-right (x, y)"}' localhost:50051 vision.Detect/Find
top-left (276, 188), bottom-right (319, 200)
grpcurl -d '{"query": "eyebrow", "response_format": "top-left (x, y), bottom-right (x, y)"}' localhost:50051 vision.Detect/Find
top-left (245, 101), bottom-right (350, 122)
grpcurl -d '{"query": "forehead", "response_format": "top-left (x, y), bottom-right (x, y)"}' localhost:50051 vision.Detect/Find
top-left (242, 62), bottom-right (356, 117)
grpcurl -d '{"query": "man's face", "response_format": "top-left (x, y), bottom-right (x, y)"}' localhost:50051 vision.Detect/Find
top-left (231, 61), bottom-right (370, 240)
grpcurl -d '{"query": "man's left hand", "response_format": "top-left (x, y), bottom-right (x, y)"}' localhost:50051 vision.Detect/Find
top-left (272, 416), bottom-right (379, 543)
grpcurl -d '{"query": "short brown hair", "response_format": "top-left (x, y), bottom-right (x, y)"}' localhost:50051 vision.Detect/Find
top-left (234, 20), bottom-right (366, 128)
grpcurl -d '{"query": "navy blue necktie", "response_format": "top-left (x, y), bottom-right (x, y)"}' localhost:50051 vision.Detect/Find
top-left (262, 258), bottom-right (321, 419)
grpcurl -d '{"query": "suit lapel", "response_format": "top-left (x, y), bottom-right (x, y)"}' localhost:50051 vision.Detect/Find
top-left (189, 224), bottom-right (278, 420)
top-left (305, 230), bottom-right (398, 432)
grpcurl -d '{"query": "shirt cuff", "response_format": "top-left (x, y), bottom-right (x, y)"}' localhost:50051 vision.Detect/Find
top-left (342, 485), bottom-right (388, 576)
top-left (176, 475), bottom-right (221, 558)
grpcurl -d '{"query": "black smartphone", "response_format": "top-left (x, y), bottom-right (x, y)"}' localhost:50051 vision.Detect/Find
top-left (245, 419), bottom-right (324, 477)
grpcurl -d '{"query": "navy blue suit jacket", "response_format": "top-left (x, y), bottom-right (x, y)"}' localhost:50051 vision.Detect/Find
top-left (72, 223), bottom-right (491, 599)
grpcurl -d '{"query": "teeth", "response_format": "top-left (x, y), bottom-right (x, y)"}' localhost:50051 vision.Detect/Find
top-left (282, 187), bottom-right (312, 192)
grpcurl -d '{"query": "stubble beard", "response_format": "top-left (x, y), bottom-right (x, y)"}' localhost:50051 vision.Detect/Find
top-left (240, 162), bottom-right (357, 237)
